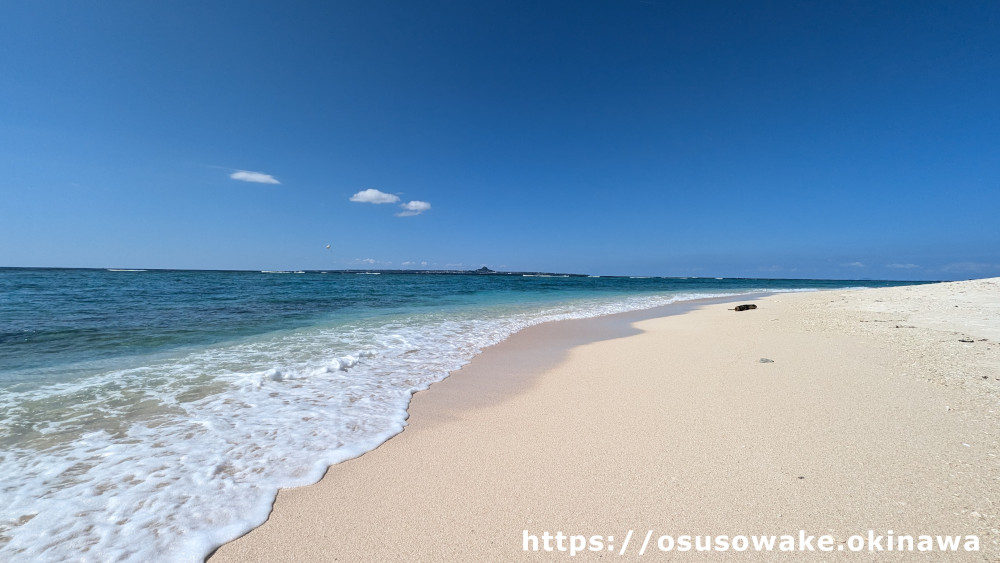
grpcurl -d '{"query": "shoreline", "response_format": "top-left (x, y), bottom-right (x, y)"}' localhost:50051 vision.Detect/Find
top-left (211, 280), bottom-right (999, 560)
top-left (204, 292), bottom-right (760, 558)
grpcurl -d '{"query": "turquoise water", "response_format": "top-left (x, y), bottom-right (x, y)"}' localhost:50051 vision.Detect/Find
top-left (0, 268), bottom-right (926, 561)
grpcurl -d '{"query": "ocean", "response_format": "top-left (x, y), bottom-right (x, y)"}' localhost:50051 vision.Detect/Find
top-left (0, 268), bottom-right (926, 561)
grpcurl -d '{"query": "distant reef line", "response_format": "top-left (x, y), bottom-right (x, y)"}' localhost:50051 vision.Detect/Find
top-left (0, 266), bottom-right (591, 277)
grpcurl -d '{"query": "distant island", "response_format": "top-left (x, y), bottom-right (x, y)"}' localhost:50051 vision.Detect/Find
top-left (329, 266), bottom-right (590, 277)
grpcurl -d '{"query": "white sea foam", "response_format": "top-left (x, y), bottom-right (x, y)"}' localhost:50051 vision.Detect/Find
top-left (0, 290), bottom-right (767, 562)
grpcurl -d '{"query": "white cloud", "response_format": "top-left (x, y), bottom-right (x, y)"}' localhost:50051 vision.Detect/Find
top-left (886, 263), bottom-right (918, 269)
top-left (396, 200), bottom-right (431, 216)
top-left (350, 189), bottom-right (400, 204)
top-left (230, 170), bottom-right (280, 184)
top-left (842, 262), bottom-right (865, 268)
top-left (353, 258), bottom-right (396, 267)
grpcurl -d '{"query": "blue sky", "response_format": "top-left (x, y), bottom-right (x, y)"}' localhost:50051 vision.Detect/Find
top-left (1, 1), bottom-right (997, 280)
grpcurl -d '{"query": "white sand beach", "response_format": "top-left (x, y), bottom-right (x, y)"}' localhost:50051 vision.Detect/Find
top-left (211, 279), bottom-right (1000, 561)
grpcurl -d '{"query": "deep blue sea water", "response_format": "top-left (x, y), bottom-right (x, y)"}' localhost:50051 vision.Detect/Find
top-left (0, 268), bottom-right (927, 561)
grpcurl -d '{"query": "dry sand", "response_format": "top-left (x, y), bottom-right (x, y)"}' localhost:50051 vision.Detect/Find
top-left (211, 279), bottom-right (1000, 561)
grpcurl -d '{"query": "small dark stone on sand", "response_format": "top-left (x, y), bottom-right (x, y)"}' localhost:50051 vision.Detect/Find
top-left (959, 338), bottom-right (974, 343)
top-left (734, 304), bottom-right (757, 311)
top-left (759, 358), bottom-right (774, 363)
top-left (798, 476), bottom-right (805, 480)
